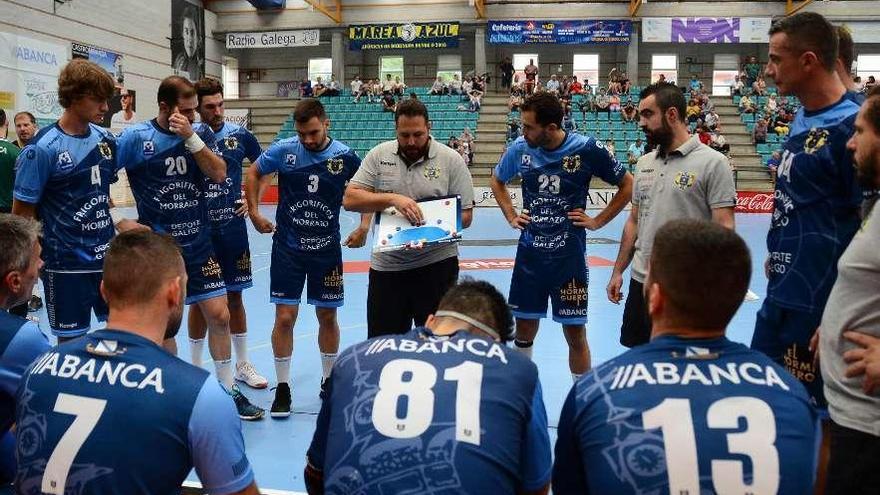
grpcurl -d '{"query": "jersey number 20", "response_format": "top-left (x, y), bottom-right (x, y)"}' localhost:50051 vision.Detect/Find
top-left (372, 359), bottom-right (483, 446)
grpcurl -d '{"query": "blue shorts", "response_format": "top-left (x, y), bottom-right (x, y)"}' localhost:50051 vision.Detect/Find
top-left (751, 299), bottom-right (826, 412)
top-left (183, 248), bottom-right (227, 305)
top-left (270, 242), bottom-right (343, 307)
top-left (508, 248), bottom-right (589, 324)
top-left (211, 220), bottom-right (252, 292)
top-left (42, 270), bottom-right (108, 337)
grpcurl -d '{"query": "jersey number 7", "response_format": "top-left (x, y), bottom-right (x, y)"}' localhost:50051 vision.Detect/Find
top-left (41, 393), bottom-right (107, 494)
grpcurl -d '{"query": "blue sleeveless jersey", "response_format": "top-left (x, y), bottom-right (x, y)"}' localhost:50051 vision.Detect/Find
top-left (553, 336), bottom-right (819, 495)
top-left (0, 310), bottom-right (49, 437)
top-left (307, 327), bottom-right (552, 494)
top-left (14, 329), bottom-right (253, 495)
top-left (494, 132), bottom-right (627, 258)
top-left (205, 123), bottom-right (262, 229)
top-left (13, 124), bottom-right (118, 271)
top-left (118, 120), bottom-right (218, 256)
top-left (256, 138), bottom-right (360, 252)
top-left (767, 96), bottom-right (863, 313)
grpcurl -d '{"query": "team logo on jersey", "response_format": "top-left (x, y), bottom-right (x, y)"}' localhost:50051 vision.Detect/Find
top-left (327, 158), bottom-right (344, 175)
top-left (521, 154), bottom-right (532, 166)
top-left (57, 151), bottom-right (73, 170)
top-left (97, 142), bottom-right (112, 160)
top-left (804, 128), bottom-right (829, 155)
top-left (285, 153), bottom-right (296, 165)
top-left (424, 164), bottom-right (441, 180)
top-left (201, 257), bottom-right (222, 278)
top-left (323, 266), bottom-right (344, 288)
top-left (86, 339), bottom-right (127, 357)
top-left (26, 149), bottom-right (35, 160)
top-left (236, 251), bottom-right (252, 273)
top-left (0, 147), bottom-right (6, 155)
top-left (143, 140), bottom-right (155, 156)
top-left (224, 136), bottom-right (238, 151)
top-left (673, 171), bottom-right (696, 190)
top-left (562, 154), bottom-right (582, 174)
top-left (559, 277), bottom-right (587, 307)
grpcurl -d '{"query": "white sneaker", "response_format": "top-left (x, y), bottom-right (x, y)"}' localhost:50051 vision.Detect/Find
top-left (234, 361), bottom-right (268, 389)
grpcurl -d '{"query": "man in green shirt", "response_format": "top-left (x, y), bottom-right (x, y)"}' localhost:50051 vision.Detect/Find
top-left (0, 109), bottom-right (20, 214)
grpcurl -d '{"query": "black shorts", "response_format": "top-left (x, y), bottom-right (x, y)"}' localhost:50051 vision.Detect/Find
top-left (826, 420), bottom-right (880, 495)
top-left (620, 278), bottom-right (651, 348)
top-left (367, 257), bottom-right (459, 338)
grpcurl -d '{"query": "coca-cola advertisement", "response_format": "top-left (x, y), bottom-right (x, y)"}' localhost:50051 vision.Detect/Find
top-left (736, 191), bottom-right (774, 213)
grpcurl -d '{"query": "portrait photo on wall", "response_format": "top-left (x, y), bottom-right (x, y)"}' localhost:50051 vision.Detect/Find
top-left (171, 0), bottom-right (205, 82)
top-left (104, 88), bottom-right (137, 132)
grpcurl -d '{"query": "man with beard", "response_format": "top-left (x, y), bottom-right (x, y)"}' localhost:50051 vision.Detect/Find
top-left (173, 4), bottom-right (203, 81)
top-left (606, 82), bottom-right (736, 349)
top-left (248, 98), bottom-right (370, 416)
top-left (490, 93), bottom-right (632, 381)
top-left (815, 87), bottom-right (880, 495)
top-left (12, 112), bottom-right (37, 149)
top-left (13, 230), bottom-right (260, 495)
top-left (116, 76), bottom-right (263, 420)
top-left (344, 99), bottom-right (475, 339)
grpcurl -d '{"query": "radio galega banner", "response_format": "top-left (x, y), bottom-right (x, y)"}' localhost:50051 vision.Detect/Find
top-left (488, 20), bottom-right (631, 45)
top-left (349, 22), bottom-right (459, 50)
top-left (226, 30), bottom-right (320, 49)
top-left (642, 18), bottom-right (771, 43)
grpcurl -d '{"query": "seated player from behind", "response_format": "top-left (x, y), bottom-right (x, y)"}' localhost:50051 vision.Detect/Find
top-left (553, 219), bottom-right (819, 494)
top-left (305, 279), bottom-right (551, 495)
top-left (14, 230), bottom-right (259, 495)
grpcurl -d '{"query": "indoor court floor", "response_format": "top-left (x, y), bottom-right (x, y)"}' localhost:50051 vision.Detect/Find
top-left (31, 206), bottom-right (773, 493)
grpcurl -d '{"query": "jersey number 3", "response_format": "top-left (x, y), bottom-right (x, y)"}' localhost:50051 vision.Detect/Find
top-left (41, 393), bottom-right (107, 494)
top-left (372, 359), bottom-right (483, 446)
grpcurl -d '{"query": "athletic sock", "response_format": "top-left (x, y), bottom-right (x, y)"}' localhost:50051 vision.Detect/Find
top-left (275, 356), bottom-right (291, 385)
top-left (320, 353), bottom-right (338, 380)
top-left (215, 359), bottom-right (234, 390)
top-left (572, 373), bottom-right (583, 383)
top-left (231, 333), bottom-right (249, 363)
top-left (189, 338), bottom-right (205, 367)
top-left (514, 339), bottom-right (534, 359)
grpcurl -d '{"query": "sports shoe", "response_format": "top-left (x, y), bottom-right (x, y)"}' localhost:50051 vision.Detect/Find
top-left (271, 383), bottom-right (292, 418)
top-left (229, 385), bottom-right (264, 421)
top-left (319, 378), bottom-right (329, 400)
top-left (234, 361), bottom-right (268, 389)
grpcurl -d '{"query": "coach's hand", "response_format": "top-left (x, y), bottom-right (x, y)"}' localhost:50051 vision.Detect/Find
top-left (235, 191), bottom-right (249, 217)
top-left (843, 331), bottom-right (880, 395)
top-left (168, 106), bottom-right (194, 138)
top-left (568, 208), bottom-right (600, 230)
top-left (391, 195), bottom-right (424, 226)
top-left (508, 209), bottom-right (530, 230)
top-left (250, 213), bottom-right (275, 234)
top-left (607, 271), bottom-right (624, 304)
top-left (344, 226), bottom-right (369, 248)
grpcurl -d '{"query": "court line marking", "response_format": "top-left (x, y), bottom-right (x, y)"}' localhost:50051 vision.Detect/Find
top-left (182, 480), bottom-right (305, 495)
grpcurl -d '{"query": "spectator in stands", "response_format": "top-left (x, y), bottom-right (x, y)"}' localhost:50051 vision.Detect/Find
top-left (350, 76), bottom-right (363, 102)
top-left (449, 74), bottom-right (463, 96)
top-left (739, 93), bottom-right (756, 113)
top-left (701, 93), bottom-right (715, 113)
top-left (620, 72), bottom-right (632, 94)
top-left (765, 93), bottom-right (778, 114)
top-left (459, 88), bottom-right (483, 113)
top-left (381, 92), bottom-right (396, 112)
top-left (773, 111), bottom-right (791, 136)
top-left (731, 75), bottom-right (745, 96)
top-left (524, 59), bottom-right (538, 95)
top-left (461, 76), bottom-right (473, 97)
top-left (569, 76), bottom-right (583, 95)
top-left (430, 76), bottom-right (446, 95)
top-left (325, 76), bottom-right (340, 97)
top-left (606, 132), bottom-right (616, 155)
top-left (710, 131), bottom-right (730, 155)
top-left (312, 77), bottom-right (327, 97)
top-left (458, 128), bottom-right (474, 165)
top-left (393, 76), bottom-right (406, 97)
top-left (704, 108), bottom-right (720, 131)
top-left (766, 150), bottom-right (781, 174)
top-left (299, 79), bottom-right (313, 98)
top-left (408, 92), bottom-right (418, 101)
top-left (866, 76), bottom-right (877, 92)
top-left (508, 92), bottom-right (523, 114)
top-left (689, 76), bottom-right (703, 93)
top-left (622, 99), bottom-right (637, 123)
top-left (562, 107), bottom-right (576, 132)
top-left (627, 137), bottom-right (645, 169)
top-left (752, 75), bottom-right (767, 96)
top-left (500, 57), bottom-right (514, 90)
top-left (686, 99), bottom-right (701, 123)
top-left (656, 73), bottom-right (667, 84)
top-left (575, 95), bottom-right (591, 122)
top-left (545, 75), bottom-right (560, 95)
top-left (595, 87), bottom-right (610, 113)
top-left (609, 92), bottom-right (621, 112)
top-left (697, 125), bottom-right (712, 145)
top-left (382, 74), bottom-right (395, 93)
top-left (507, 118), bottom-right (520, 142)
top-left (744, 55), bottom-right (762, 87)
top-left (447, 135), bottom-right (459, 149)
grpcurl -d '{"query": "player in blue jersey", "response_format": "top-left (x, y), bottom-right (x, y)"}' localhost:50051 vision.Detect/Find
top-left (553, 219), bottom-right (819, 495)
top-left (116, 76), bottom-right (263, 419)
top-left (752, 13), bottom-right (863, 418)
top-left (189, 78), bottom-right (268, 389)
top-left (305, 279), bottom-right (552, 495)
top-left (0, 215), bottom-right (50, 485)
top-left (247, 98), bottom-right (371, 417)
top-left (14, 230), bottom-right (259, 495)
top-left (12, 60), bottom-right (127, 341)
top-left (489, 92), bottom-right (633, 380)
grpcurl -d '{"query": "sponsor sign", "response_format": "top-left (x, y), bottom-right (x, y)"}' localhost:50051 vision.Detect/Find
top-left (473, 187), bottom-right (629, 210)
top-left (224, 109), bottom-right (251, 129)
top-left (736, 190), bottom-right (774, 213)
top-left (642, 18), bottom-right (771, 43)
top-left (349, 22), bottom-right (459, 50)
top-left (0, 32), bottom-right (68, 123)
top-left (488, 20), bottom-right (631, 45)
top-left (226, 30), bottom-right (320, 49)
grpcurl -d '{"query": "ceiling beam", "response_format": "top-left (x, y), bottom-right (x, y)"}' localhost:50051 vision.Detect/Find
top-left (629, 0), bottom-right (643, 18)
top-left (474, 0), bottom-right (486, 19)
top-left (303, 0), bottom-right (343, 24)
top-left (786, 0), bottom-right (814, 16)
